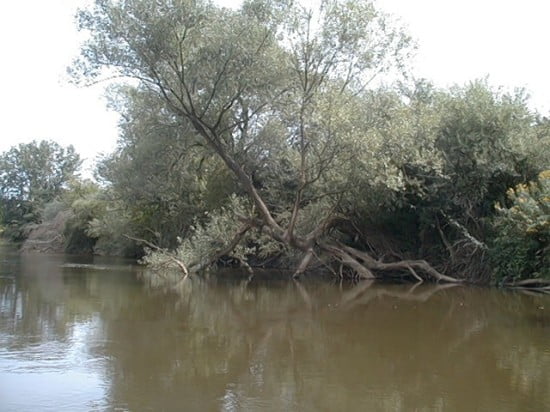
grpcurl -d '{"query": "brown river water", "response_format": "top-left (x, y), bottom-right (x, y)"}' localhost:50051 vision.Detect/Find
top-left (1, 243), bottom-right (549, 411)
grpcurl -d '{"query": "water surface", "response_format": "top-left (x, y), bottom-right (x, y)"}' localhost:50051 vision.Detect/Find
top-left (1, 244), bottom-right (549, 411)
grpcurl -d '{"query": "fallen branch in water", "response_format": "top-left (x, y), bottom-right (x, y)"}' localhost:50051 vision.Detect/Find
top-left (505, 278), bottom-right (550, 292)
top-left (125, 223), bottom-right (252, 279)
top-left (123, 234), bottom-right (190, 278)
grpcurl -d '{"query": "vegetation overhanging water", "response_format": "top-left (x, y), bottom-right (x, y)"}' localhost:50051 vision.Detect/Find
top-left (1, 1), bottom-right (549, 287)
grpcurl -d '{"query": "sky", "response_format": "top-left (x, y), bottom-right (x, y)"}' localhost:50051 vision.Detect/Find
top-left (1, 0), bottom-right (549, 174)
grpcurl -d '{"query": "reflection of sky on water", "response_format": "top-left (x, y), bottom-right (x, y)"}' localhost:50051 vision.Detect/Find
top-left (0, 320), bottom-right (110, 412)
top-left (1, 369), bottom-right (107, 412)
top-left (0, 246), bottom-right (119, 412)
top-left (0, 246), bottom-right (549, 412)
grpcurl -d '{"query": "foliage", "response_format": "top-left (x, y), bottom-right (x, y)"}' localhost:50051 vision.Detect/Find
top-left (0, 140), bottom-right (81, 241)
top-left (360, 81), bottom-right (550, 280)
top-left (490, 171), bottom-right (550, 283)
top-left (61, 180), bottom-right (107, 253)
top-left (435, 82), bottom-right (541, 212)
top-left (391, 81), bottom-right (544, 216)
top-left (70, 0), bottom-right (415, 273)
top-left (0, 140), bottom-right (81, 203)
top-left (93, 85), bottom-right (235, 253)
top-left (69, 0), bottom-right (550, 282)
top-left (142, 195), bottom-right (286, 272)
top-left (42, 200), bottom-right (67, 221)
top-left (53, 179), bottom-right (140, 256)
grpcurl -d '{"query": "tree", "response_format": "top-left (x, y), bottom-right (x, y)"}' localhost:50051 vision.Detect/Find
top-left (0, 140), bottom-right (81, 240)
top-left (72, 0), bottom-right (464, 281)
top-left (94, 86), bottom-right (225, 251)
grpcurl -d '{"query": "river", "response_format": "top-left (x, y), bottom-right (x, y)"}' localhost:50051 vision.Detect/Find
top-left (0, 243), bottom-right (549, 411)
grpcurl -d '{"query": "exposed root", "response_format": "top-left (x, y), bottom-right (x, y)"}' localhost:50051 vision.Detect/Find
top-left (321, 243), bottom-right (376, 279)
top-left (137, 211), bottom-right (461, 283)
top-left (316, 241), bottom-right (461, 283)
top-left (405, 264), bottom-right (423, 283)
top-left (341, 243), bottom-right (461, 283)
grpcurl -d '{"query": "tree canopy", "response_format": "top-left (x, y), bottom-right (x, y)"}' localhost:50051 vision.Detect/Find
top-left (64, 0), bottom-right (549, 284)
top-left (0, 140), bottom-right (81, 241)
top-left (0, 140), bottom-right (80, 204)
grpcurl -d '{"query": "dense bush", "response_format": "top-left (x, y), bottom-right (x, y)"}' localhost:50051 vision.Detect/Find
top-left (363, 82), bottom-right (550, 281)
top-left (490, 171), bottom-right (550, 283)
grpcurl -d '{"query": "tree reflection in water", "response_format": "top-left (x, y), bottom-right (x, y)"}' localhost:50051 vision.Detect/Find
top-left (1, 254), bottom-right (549, 411)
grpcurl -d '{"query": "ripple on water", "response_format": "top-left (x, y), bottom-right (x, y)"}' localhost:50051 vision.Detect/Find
top-left (0, 369), bottom-right (109, 412)
top-left (0, 321), bottom-right (110, 411)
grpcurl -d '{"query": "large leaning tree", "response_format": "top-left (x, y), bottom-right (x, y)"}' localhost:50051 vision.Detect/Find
top-left (71, 0), bottom-right (459, 281)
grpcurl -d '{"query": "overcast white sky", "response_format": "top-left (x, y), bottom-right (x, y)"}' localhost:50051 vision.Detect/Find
top-left (1, 0), bottom-right (549, 174)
